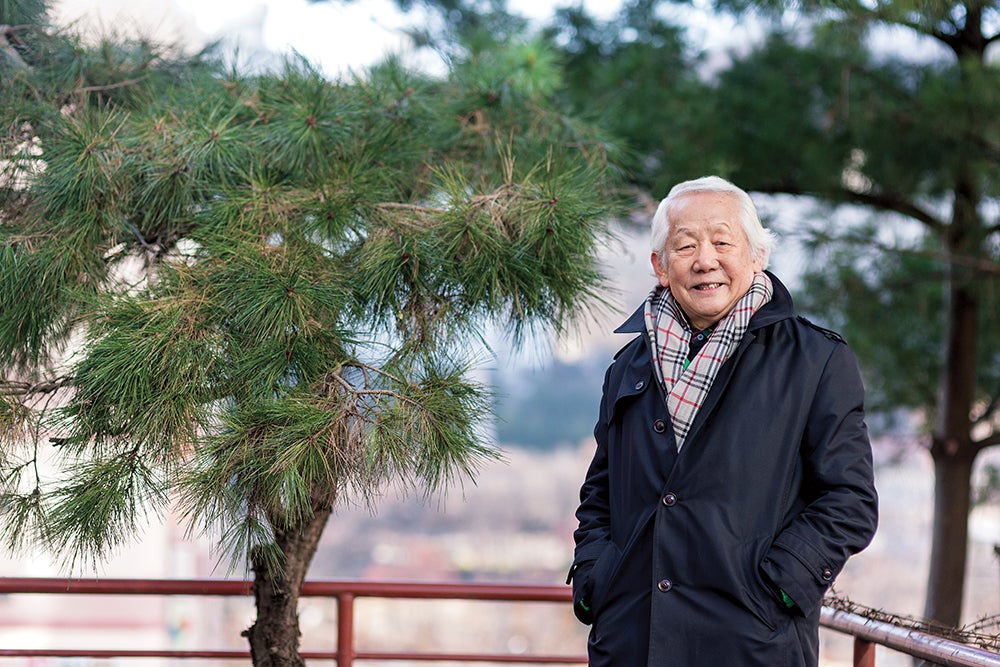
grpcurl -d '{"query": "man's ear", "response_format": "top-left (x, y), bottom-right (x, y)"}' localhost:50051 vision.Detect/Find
top-left (650, 252), bottom-right (669, 288)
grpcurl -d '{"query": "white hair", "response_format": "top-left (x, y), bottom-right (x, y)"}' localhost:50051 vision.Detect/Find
top-left (650, 176), bottom-right (775, 269)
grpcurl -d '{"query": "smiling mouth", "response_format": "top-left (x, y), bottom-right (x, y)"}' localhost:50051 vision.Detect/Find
top-left (694, 283), bottom-right (723, 291)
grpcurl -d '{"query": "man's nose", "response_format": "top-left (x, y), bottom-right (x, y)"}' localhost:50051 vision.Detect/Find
top-left (692, 244), bottom-right (719, 270)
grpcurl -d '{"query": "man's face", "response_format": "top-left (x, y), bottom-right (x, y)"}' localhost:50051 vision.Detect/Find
top-left (650, 191), bottom-right (762, 330)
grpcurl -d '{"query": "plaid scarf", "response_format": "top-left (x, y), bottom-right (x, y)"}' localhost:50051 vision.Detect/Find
top-left (644, 272), bottom-right (773, 451)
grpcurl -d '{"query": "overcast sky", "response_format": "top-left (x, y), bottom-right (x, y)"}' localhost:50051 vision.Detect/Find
top-left (50, 0), bottom-right (659, 79)
top-left (50, 0), bottom-right (755, 79)
top-left (51, 0), bottom-right (435, 76)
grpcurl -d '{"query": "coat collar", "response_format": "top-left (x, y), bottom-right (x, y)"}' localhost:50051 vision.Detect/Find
top-left (613, 270), bottom-right (795, 335)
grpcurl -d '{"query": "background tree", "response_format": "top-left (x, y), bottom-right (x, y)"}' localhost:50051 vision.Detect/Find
top-left (699, 7), bottom-right (1000, 630)
top-left (543, 0), bottom-right (1000, 628)
top-left (0, 3), bottom-right (624, 665)
top-left (406, 0), bottom-right (1000, 628)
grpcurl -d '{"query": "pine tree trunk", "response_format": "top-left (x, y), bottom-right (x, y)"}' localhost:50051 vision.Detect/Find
top-left (923, 445), bottom-right (974, 626)
top-left (243, 495), bottom-right (334, 667)
top-left (918, 441), bottom-right (975, 667)
top-left (922, 184), bottom-right (981, 630)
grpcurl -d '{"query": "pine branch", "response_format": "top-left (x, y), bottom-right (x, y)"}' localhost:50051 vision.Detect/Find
top-left (0, 376), bottom-right (73, 396)
top-left (75, 75), bottom-right (150, 95)
top-left (45, 449), bottom-right (168, 571)
top-left (797, 225), bottom-right (1000, 277)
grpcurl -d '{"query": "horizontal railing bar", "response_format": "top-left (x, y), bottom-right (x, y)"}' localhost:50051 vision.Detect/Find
top-left (0, 577), bottom-right (570, 602)
top-left (354, 652), bottom-right (585, 663)
top-left (0, 577), bottom-right (585, 663)
top-left (821, 608), bottom-right (1000, 667)
top-left (0, 577), bottom-right (253, 596)
top-left (0, 649), bottom-right (583, 663)
top-left (0, 651), bottom-right (514, 661)
top-left (0, 650), bottom-right (258, 659)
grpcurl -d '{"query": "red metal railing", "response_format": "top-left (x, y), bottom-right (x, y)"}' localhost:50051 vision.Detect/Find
top-left (0, 577), bottom-right (998, 666)
top-left (0, 577), bottom-right (583, 664)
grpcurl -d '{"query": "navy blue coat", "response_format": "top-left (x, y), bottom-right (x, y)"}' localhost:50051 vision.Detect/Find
top-left (569, 273), bottom-right (878, 666)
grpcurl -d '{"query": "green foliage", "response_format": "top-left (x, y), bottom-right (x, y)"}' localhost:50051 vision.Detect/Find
top-left (798, 229), bottom-right (949, 414)
top-left (396, 0), bottom-right (530, 59)
top-left (684, 6), bottom-right (1000, 445)
top-left (543, 0), bottom-right (999, 438)
top-left (545, 0), bottom-right (697, 193)
top-left (45, 451), bottom-right (166, 570)
top-left (0, 484), bottom-right (45, 552)
top-left (0, 11), bottom-right (622, 575)
top-left (55, 295), bottom-right (217, 457)
top-left (0, 0), bottom-right (46, 26)
top-left (695, 32), bottom-right (857, 193)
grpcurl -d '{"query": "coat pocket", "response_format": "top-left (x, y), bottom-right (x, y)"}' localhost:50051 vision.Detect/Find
top-left (742, 576), bottom-right (780, 631)
top-left (739, 542), bottom-right (784, 632)
top-left (588, 540), bottom-right (623, 619)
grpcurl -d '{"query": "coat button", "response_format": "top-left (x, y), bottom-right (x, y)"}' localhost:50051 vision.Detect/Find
top-left (634, 380), bottom-right (644, 390)
top-left (653, 419), bottom-right (667, 433)
top-left (661, 492), bottom-right (677, 507)
top-left (657, 579), bottom-right (673, 592)
top-left (822, 568), bottom-right (834, 581)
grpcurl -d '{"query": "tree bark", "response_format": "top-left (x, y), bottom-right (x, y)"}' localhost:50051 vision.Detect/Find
top-left (243, 494), bottom-right (335, 667)
top-left (923, 444), bottom-right (975, 626)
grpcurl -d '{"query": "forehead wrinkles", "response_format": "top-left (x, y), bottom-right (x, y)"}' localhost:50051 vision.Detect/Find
top-left (669, 220), bottom-right (740, 240)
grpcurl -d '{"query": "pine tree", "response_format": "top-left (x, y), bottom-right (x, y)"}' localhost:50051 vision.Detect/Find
top-left (0, 5), bottom-right (623, 664)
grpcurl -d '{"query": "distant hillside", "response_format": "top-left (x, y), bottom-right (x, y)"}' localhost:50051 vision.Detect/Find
top-left (490, 357), bottom-right (607, 450)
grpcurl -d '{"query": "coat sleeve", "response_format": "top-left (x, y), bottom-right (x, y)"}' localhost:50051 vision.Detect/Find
top-left (760, 342), bottom-right (879, 614)
top-left (567, 363), bottom-right (614, 624)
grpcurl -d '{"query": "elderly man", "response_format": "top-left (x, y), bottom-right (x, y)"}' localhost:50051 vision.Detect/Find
top-left (568, 176), bottom-right (878, 666)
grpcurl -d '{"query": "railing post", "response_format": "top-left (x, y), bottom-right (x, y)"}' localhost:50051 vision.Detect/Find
top-left (337, 593), bottom-right (355, 667)
top-left (854, 637), bottom-right (876, 667)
